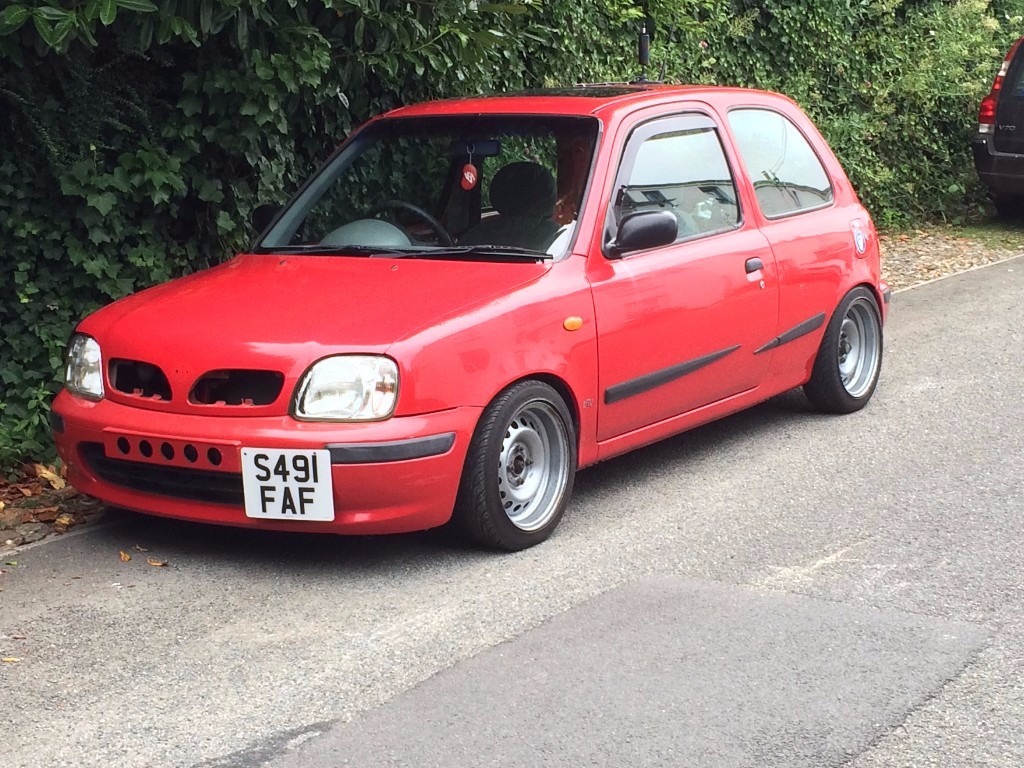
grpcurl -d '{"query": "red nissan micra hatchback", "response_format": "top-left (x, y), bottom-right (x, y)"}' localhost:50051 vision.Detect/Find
top-left (52, 84), bottom-right (888, 550)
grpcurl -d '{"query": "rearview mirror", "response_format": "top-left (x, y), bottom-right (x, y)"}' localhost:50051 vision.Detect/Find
top-left (449, 139), bottom-right (501, 157)
top-left (607, 210), bottom-right (678, 258)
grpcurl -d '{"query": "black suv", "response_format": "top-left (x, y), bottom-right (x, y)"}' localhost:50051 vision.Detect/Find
top-left (973, 37), bottom-right (1024, 216)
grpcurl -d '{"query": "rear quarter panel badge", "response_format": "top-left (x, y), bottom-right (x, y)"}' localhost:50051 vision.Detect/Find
top-left (850, 219), bottom-right (868, 256)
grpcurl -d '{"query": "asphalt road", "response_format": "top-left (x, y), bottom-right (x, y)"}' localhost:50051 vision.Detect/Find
top-left (2, 256), bottom-right (1023, 767)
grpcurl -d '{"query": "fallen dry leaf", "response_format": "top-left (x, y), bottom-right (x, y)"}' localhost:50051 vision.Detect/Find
top-left (133, 545), bottom-right (149, 552)
top-left (2, 657), bottom-right (20, 663)
top-left (0, 500), bottom-right (5, 512)
top-left (52, 513), bottom-right (76, 533)
top-left (146, 558), bottom-right (168, 567)
top-left (33, 464), bottom-right (66, 491)
top-left (17, 486), bottom-right (32, 497)
top-left (12, 634), bottom-right (26, 640)
top-left (32, 506), bottom-right (60, 523)
top-left (119, 551), bottom-right (132, 562)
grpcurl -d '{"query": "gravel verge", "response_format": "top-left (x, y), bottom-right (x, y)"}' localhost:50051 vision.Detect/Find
top-left (880, 225), bottom-right (1024, 290)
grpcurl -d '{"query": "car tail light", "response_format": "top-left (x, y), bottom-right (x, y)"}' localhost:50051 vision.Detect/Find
top-left (979, 37), bottom-right (1024, 134)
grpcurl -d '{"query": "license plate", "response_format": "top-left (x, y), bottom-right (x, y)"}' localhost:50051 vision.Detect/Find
top-left (241, 448), bottom-right (334, 521)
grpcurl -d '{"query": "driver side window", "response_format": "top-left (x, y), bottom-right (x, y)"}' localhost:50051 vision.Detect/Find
top-left (612, 114), bottom-right (740, 245)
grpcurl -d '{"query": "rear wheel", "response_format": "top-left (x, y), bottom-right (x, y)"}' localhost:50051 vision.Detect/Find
top-left (453, 380), bottom-right (576, 551)
top-left (992, 193), bottom-right (1023, 219)
top-left (804, 287), bottom-right (883, 414)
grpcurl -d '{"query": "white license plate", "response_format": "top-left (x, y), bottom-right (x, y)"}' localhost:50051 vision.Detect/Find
top-left (241, 448), bottom-right (334, 521)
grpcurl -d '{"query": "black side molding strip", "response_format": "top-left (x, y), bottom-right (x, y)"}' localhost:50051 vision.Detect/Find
top-left (754, 312), bottom-right (827, 355)
top-left (605, 345), bottom-right (740, 405)
top-left (327, 432), bottom-right (456, 464)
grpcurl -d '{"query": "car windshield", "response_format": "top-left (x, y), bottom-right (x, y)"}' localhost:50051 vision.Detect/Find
top-left (257, 114), bottom-right (600, 261)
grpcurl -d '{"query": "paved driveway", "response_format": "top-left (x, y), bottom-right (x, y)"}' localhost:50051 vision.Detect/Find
top-left (2, 256), bottom-right (1022, 767)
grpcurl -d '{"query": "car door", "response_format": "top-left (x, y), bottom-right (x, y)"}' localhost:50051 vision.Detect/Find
top-left (725, 107), bottom-right (857, 391)
top-left (588, 111), bottom-right (779, 442)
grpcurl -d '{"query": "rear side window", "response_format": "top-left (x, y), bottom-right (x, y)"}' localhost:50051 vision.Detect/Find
top-left (611, 114), bottom-right (740, 243)
top-left (728, 109), bottom-right (833, 218)
top-left (1007, 47), bottom-right (1024, 99)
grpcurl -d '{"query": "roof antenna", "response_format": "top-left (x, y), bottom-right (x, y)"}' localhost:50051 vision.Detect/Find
top-left (636, 19), bottom-right (650, 82)
top-left (631, 3), bottom-right (655, 84)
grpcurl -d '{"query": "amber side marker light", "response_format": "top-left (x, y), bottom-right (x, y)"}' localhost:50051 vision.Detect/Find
top-left (563, 316), bottom-right (584, 331)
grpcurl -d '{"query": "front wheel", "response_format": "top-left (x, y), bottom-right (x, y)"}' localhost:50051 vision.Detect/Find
top-left (804, 287), bottom-right (883, 414)
top-left (453, 381), bottom-right (576, 551)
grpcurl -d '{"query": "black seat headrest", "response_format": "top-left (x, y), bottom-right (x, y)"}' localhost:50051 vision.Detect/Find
top-left (490, 162), bottom-right (557, 218)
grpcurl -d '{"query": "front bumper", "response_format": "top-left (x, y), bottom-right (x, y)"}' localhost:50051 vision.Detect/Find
top-left (52, 390), bottom-right (481, 535)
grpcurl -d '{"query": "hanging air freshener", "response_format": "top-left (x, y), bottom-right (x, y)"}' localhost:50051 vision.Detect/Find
top-left (461, 146), bottom-right (478, 191)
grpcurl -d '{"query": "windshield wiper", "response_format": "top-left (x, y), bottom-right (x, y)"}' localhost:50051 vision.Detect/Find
top-left (253, 243), bottom-right (552, 261)
top-left (254, 244), bottom-right (416, 256)
top-left (408, 245), bottom-right (553, 262)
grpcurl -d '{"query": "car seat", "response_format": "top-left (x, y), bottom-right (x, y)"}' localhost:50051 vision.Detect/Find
top-left (459, 161), bottom-right (562, 251)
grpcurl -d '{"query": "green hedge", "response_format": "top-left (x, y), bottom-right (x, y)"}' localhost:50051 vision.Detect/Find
top-left (0, 0), bottom-right (1019, 470)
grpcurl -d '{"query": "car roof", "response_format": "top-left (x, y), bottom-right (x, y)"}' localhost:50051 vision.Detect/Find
top-left (384, 84), bottom-right (792, 121)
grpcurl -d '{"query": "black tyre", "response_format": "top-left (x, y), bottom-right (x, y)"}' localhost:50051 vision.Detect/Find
top-left (453, 380), bottom-right (576, 551)
top-left (804, 286), bottom-right (883, 414)
top-left (992, 193), bottom-right (1023, 220)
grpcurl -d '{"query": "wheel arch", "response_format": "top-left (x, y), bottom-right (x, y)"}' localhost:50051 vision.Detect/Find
top-left (828, 280), bottom-right (885, 325)
top-left (493, 372), bottom-right (582, 452)
top-left (857, 280), bottom-right (885, 310)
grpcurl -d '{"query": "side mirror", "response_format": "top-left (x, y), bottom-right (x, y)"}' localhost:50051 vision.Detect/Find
top-left (607, 210), bottom-right (678, 258)
top-left (252, 204), bottom-right (281, 235)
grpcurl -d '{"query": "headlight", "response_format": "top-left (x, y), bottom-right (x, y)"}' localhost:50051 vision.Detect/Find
top-left (65, 334), bottom-right (104, 400)
top-left (294, 355), bottom-right (398, 421)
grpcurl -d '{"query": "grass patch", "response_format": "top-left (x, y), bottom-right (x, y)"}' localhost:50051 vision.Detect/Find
top-left (883, 218), bottom-right (1024, 252)
top-left (952, 220), bottom-right (1024, 250)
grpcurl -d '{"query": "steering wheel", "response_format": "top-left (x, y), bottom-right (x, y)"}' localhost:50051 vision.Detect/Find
top-left (366, 199), bottom-right (454, 246)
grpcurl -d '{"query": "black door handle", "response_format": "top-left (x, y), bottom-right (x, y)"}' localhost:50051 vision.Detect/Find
top-left (745, 257), bottom-right (764, 274)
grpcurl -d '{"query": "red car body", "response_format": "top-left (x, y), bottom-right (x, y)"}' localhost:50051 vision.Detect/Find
top-left (52, 85), bottom-right (888, 542)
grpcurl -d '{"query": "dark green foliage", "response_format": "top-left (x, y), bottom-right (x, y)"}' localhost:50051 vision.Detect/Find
top-left (0, 0), bottom-right (1019, 468)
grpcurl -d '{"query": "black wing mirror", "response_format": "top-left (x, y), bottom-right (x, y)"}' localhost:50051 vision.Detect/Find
top-left (607, 210), bottom-right (678, 258)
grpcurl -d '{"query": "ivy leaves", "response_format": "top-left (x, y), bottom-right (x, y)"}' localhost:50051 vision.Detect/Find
top-left (0, 0), bottom-right (158, 52)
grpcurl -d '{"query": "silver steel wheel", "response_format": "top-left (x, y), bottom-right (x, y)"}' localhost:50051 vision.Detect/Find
top-left (496, 401), bottom-right (571, 532)
top-left (837, 297), bottom-right (881, 398)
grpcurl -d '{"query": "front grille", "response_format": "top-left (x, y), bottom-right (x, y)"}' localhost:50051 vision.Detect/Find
top-left (81, 442), bottom-right (243, 506)
top-left (189, 369), bottom-right (285, 406)
top-left (109, 359), bottom-right (173, 401)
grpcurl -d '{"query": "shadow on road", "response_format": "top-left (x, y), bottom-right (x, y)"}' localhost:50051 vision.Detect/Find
top-left (573, 388), bottom-right (815, 494)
